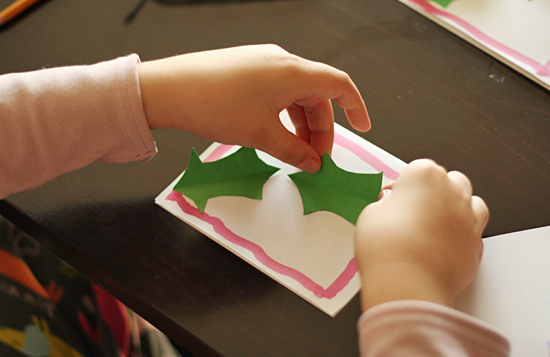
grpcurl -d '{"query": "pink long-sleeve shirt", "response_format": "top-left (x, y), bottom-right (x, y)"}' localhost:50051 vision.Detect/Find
top-left (0, 54), bottom-right (157, 199)
top-left (0, 55), bottom-right (510, 356)
top-left (359, 300), bottom-right (510, 356)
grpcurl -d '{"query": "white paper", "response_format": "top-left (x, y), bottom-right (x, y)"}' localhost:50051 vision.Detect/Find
top-left (456, 225), bottom-right (550, 357)
top-left (399, 0), bottom-right (550, 91)
top-left (156, 111), bottom-right (406, 316)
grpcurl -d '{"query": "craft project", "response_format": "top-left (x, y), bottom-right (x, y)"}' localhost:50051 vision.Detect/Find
top-left (400, 0), bottom-right (550, 91)
top-left (156, 111), bottom-right (406, 316)
top-left (430, 0), bottom-right (454, 7)
top-left (289, 153), bottom-right (383, 224)
top-left (173, 147), bottom-right (279, 213)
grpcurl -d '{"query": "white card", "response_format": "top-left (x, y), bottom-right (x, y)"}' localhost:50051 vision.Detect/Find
top-left (155, 111), bottom-right (406, 316)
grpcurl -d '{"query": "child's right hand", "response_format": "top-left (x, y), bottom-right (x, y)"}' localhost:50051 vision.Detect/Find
top-left (137, 44), bottom-right (369, 174)
top-left (354, 159), bottom-right (488, 311)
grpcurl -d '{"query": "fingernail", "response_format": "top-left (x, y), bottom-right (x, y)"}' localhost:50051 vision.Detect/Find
top-left (378, 189), bottom-right (391, 201)
top-left (298, 157), bottom-right (320, 173)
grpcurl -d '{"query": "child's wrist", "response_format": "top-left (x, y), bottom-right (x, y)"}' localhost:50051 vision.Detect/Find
top-left (359, 262), bottom-right (454, 312)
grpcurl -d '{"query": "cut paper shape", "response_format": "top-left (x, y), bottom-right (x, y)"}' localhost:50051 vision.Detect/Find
top-left (289, 153), bottom-right (383, 224)
top-left (428, 0), bottom-right (454, 8)
top-left (173, 147), bottom-right (279, 213)
top-left (156, 111), bottom-right (407, 316)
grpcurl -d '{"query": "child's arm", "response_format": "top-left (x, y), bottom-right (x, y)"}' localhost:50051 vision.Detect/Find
top-left (0, 54), bottom-right (155, 199)
top-left (355, 159), bottom-right (510, 356)
top-left (0, 45), bottom-right (368, 198)
top-left (137, 44), bottom-right (370, 173)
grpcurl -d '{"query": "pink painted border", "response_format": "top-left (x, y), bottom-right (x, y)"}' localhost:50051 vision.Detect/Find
top-left (167, 190), bottom-right (357, 299)
top-left (167, 133), bottom-right (399, 299)
top-left (334, 132), bottom-right (400, 180)
top-left (203, 144), bottom-right (234, 162)
top-left (409, 0), bottom-right (550, 77)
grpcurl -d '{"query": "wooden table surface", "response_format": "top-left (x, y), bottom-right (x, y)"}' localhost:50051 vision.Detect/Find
top-left (1, 0), bottom-right (549, 355)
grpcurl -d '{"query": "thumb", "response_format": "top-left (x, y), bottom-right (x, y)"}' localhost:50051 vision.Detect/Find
top-left (257, 127), bottom-right (322, 173)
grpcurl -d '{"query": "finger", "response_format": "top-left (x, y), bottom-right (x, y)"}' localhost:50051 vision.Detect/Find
top-left (471, 195), bottom-right (489, 232)
top-left (377, 181), bottom-right (395, 201)
top-left (305, 99), bottom-right (334, 157)
top-left (377, 188), bottom-right (392, 201)
top-left (403, 159), bottom-right (443, 174)
top-left (382, 181), bottom-right (395, 191)
top-left (256, 123), bottom-right (322, 173)
top-left (292, 60), bottom-right (371, 132)
top-left (447, 170), bottom-right (473, 197)
top-left (394, 159), bottom-right (444, 187)
top-left (288, 98), bottom-right (334, 157)
top-left (286, 103), bottom-right (311, 144)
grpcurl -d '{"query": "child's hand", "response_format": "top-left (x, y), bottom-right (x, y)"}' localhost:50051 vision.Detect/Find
top-left (354, 159), bottom-right (488, 311)
top-left (138, 44), bottom-right (370, 173)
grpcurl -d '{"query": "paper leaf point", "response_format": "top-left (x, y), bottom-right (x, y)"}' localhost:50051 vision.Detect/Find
top-left (288, 153), bottom-right (383, 224)
top-left (174, 147), bottom-right (280, 213)
top-left (428, 0), bottom-right (455, 7)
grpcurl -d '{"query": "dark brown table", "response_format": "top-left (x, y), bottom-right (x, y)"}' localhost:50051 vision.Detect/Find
top-left (1, 0), bottom-right (549, 355)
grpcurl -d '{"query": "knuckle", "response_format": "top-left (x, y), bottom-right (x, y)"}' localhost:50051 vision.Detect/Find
top-left (406, 159), bottom-right (448, 182)
top-left (335, 69), bottom-right (352, 84)
top-left (262, 43), bottom-right (287, 54)
top-left (409, 158), bottom-right (444, 173)
top-left (277, 143), bottom-right (303, 165)
top-left (251, 127), bottom-right (273, 147)
top-left (261, 44), bottom-right (292, 63)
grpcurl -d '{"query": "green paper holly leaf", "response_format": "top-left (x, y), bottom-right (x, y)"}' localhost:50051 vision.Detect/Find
top-left (174, 147), bottom-right (280, 213)
top-left (288, 153), bottom-right (383, 224)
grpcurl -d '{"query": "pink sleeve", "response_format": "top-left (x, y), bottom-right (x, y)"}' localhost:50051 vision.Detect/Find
top-left (358, 300), bottom-right (510, 357)
top-left (0, 54), bottom-right (158, 199)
